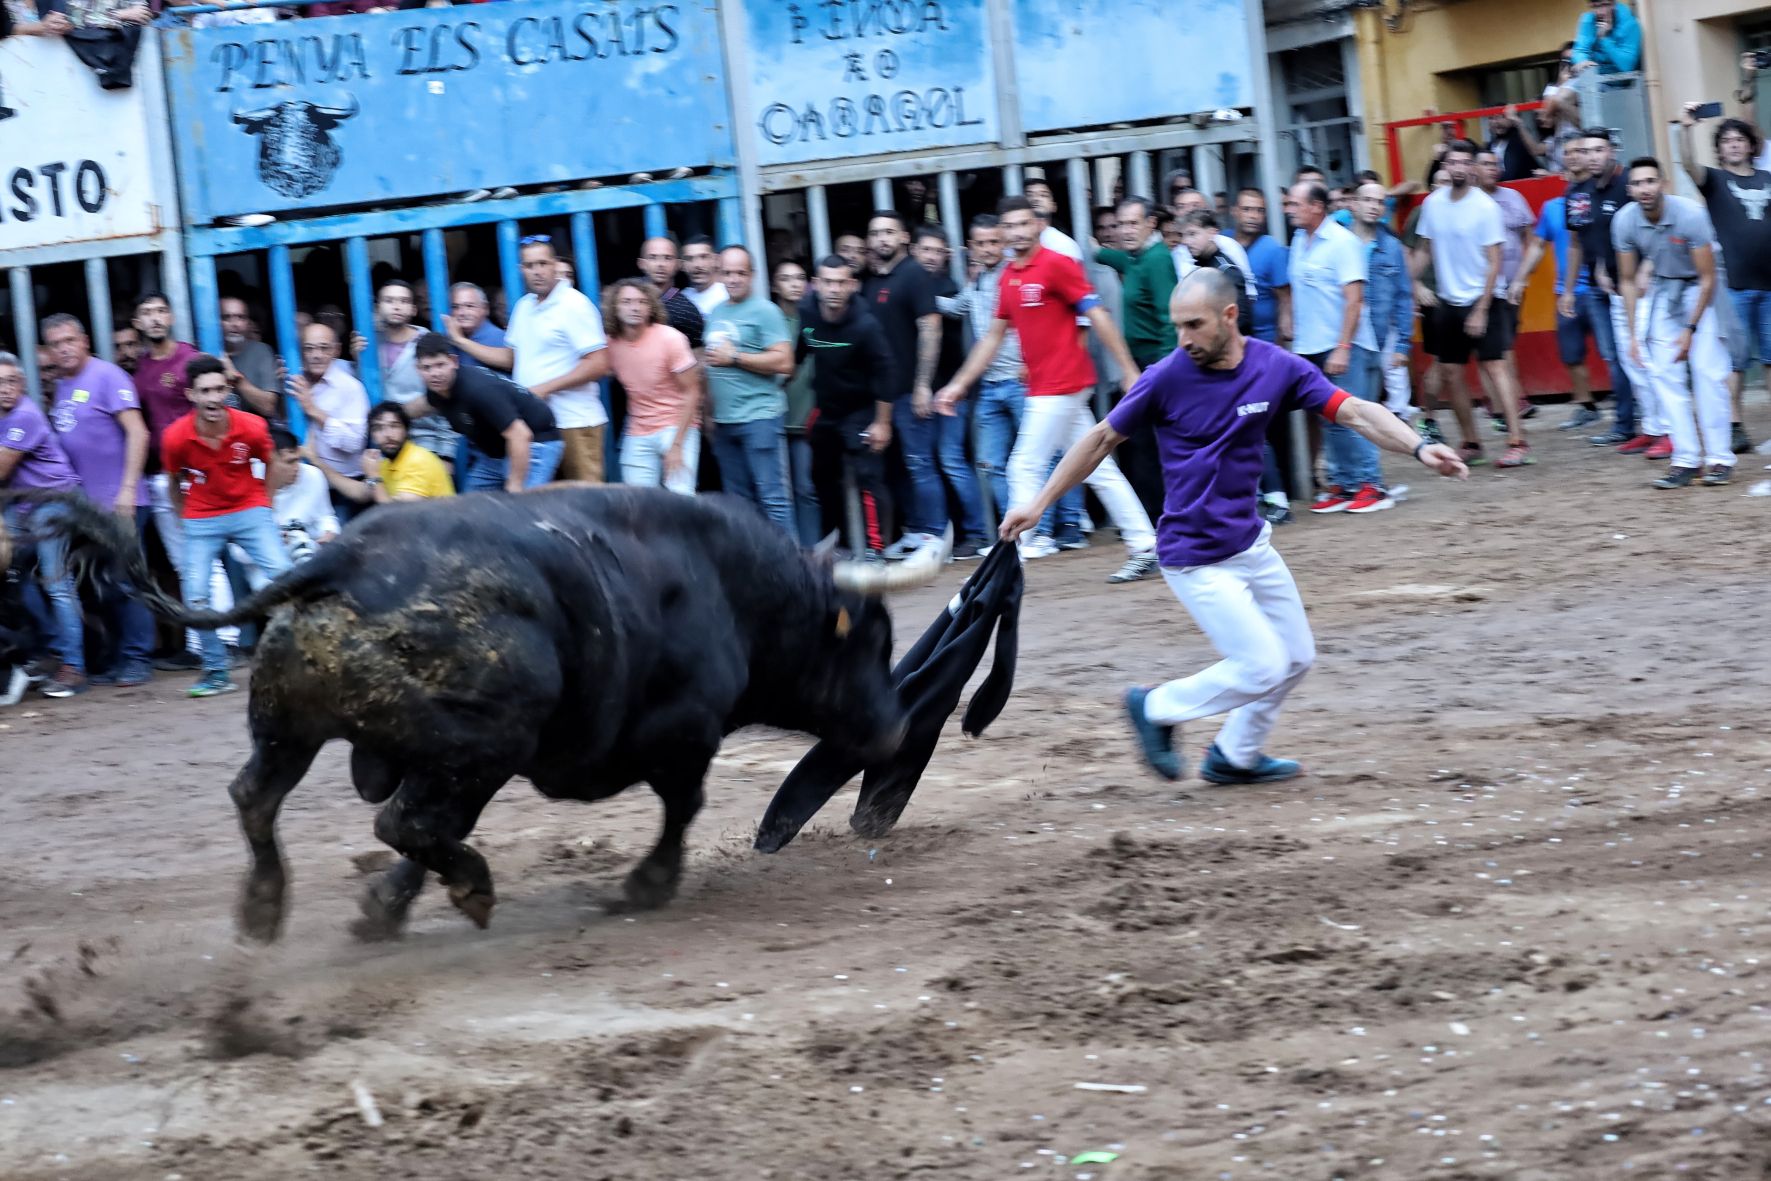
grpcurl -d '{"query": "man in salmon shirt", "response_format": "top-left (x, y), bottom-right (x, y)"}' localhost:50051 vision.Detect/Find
top-left (161, 355), bottom-right (291, 698)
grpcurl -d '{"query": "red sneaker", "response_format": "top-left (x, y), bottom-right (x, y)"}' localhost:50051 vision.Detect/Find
top-left (1345, 483), bottom-right (1394, 514)
top-left (1309, 486), bottom-right (1353, 513)
top-left (1615, 434), bottom-right (1654, 454)
top-left (1643, 436), bottom-right (1673, 461)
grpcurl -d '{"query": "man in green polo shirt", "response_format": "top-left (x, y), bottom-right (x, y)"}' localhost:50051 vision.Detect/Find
top-left (1094, 195), bottom-right (1180, 368)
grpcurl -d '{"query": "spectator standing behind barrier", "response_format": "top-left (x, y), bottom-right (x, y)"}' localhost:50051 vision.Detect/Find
top-left (354, 280), bottom-right (456, 466)
top-left (457, 236), bottom-right (610, 483)
top-left (683, 236), bottom-right (729, 315)
top-left (1612, 159), bottom-right (1734, 489)
top-left (111, 325), bottom-right (143, 375)
top-left (161, 354), bottom-right (289, 699)
top-left (408, 333), bottom-right (564, 492)
top-left (909, 230), bottom-right (990, 557)
top-left (705, 246), bottom-right (800, 532)
top-left (1340, 184), bottom-right (1416, 514)
top-left (218, 297), bottom-right (281, 416)
top-left (1515, 152), bottom-right (1604, 432)
top-left (291, 322), bottom-right (371, 513)
top-left (1680, 106), bottom-right (1770, 456)
top-left (798, 255), bottom-right (897, 554)
top-left (1229, 187), bottom-right (1298, 524)
top-left (1475, 149), bottom-right (1541, 434)
top-left (264, 426), bottom-right (336, 563)
top-left (43, 312), bottom-right (155, 696)
top-left (1571, 0), bottom-right (1641, 76)
top-left (0, 352), bottom-right (91, 696)
top-left (324, 402), bottom-right (455, 509)
top-left (635, 237), bottom-right (707, 350)
top-left (834, 234), bottom-right (867, 274)
top-left (603, 280), bottom-right (703, 496)
top-left (772, 259), bottom-right (822, 545)
top-left (1285, 182), bottom-right (1367, 507)
top-left (444, 281), bottom-right (507, 373)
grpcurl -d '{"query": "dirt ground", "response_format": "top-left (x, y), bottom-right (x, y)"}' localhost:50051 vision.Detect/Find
top-left (4, 420), bottom-right (1771, 1181)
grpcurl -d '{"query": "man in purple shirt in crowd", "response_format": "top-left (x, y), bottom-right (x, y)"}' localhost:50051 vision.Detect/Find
top-left (0, 350), bottom-right (91, 698)
top-left (43, 312), bottom-right (158, 691)
top-left (1001, 270), bottom-right (1468, 785)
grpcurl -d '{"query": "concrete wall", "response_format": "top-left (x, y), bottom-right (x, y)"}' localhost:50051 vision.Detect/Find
top-left (1640, 0), bottom-right (1770, 167)
top-left (1354, 0), bottom-right (1588, 182)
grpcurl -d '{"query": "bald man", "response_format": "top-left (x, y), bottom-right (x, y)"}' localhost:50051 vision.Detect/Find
top-left (290, 322), bottom-right (371, 507)
top-left (1003, 269), bottom-right (1468, 786)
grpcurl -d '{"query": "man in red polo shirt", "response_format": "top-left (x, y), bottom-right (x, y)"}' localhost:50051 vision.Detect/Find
top-left (936, 195), bottom-right (1159, 583)
top-left (161, 354), bottom-right (291, 698)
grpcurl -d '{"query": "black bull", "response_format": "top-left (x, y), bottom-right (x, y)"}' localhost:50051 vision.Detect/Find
top-left (16, 487), bottom-right (949, 942)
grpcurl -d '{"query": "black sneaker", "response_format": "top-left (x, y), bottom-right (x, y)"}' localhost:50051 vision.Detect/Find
top-left (1652, 465), bottom-right (1700, 490)
top-left (1732, 423), bottom-right (1754, 455)
top-left (1107, 551), bottom-right (1159, 584)
top-left (1589, 430), bottom-right (1632, 447)
top-left (952, 536), bottom-right (992, 560)
top-left (1701, 463), bottom-right (1734, 487)
top-left (1559, 405), bottom-right (1603, 431)
top-left (1122, 687), bottom-right (1182, 781)
top-left (153, 650), bottom-right (203, 672)
top-left (1416, 418), bottom-right (1446, 446)
top-left (1258, 498), bottom-right (1294, 526)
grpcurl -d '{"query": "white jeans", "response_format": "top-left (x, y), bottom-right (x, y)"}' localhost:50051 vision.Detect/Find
top-left (150, 475), bottom-right (237, 652)
top-left (620, 425), bottom-right (700, 495)
top-left (1145, 527), bottom-right (1315, 768)
top-left (1380, 331), bottom-right (1413, 416)
top-left (1610, 292), bottom-right (1664, 436)
top-left (1642, 285), bottom-right (1733, 469)
top-left (1008, 390), bottom-right (1155, 553)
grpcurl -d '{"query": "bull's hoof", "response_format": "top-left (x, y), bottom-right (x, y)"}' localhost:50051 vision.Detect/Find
top-left (447, 884), bottom-right (496, 929)
top-left (236, 875), bottom-right (287, 944)
top-left (621, 861), bottom-right (679, 910)
top-left (848, 807), bottom-right (900, 840)
top-left (350, 876), bottom-right (415, 943)
top-left (752, 822), bottom-right (801, 854)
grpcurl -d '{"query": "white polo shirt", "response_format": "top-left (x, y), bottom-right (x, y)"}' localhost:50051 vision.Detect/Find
top-left (1288, 218), bottom-right (1367, 357)
top-left (507, 280), bottom-right (609, 430)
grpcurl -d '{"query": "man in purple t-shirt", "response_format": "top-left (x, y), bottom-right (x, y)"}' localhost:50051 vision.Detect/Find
top-left (1002, 269), bottom-right (1468, 784)
top-left (0, 350), bottom-right (91, 697)
top-left (43, 312), bottom-right (158, 687)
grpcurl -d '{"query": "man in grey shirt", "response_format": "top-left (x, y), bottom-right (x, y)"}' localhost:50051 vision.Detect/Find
top-left (935, 213), bottom-right (1085, 552)
top-left (219, 296), bottom-right (281, 416)
top-left (1612, 156), bottom-right (1733, 488)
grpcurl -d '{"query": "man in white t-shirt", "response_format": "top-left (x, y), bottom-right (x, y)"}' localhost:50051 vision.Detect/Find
top-left (265, 425), bottom-right (338, 562)
top-left (455, 235), bottom-right (611, 482)
top-left (1411, 139), bottom-right (1533, 468)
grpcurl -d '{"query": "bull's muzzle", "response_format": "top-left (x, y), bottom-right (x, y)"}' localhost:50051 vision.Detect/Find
top-left (830, 526), bottom-right (953, 594)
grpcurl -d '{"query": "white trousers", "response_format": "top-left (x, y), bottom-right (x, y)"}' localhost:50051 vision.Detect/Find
top-left (1642, 286), bottom-right (1733, 469)
top-left (1008, 390), bottom-right (1155, 554)
top-left (1380, 331), bottom-right (1413, 416)
top-left (619, 425), bottom-right (700, 495)
top-left (1145, 527), bottom-right (1315, 768)
top-left (149, 474), bottom-right (236, 651)
top-left (1610, 292), bottom-right (1664, 437)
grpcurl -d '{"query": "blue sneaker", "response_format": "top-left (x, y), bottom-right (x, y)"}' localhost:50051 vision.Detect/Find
top-left (188, 671), bottom-right (237, 699)
top-left (1198, 743), bottom-right (1301, 785)
top-left (1123, 687), bottom-right (1182, 781)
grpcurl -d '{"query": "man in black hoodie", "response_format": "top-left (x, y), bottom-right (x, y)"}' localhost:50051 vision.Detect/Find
top-left (797, 256), bottom-right (898, 552)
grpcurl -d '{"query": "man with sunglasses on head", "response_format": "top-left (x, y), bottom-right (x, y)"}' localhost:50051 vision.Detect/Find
top-left (453, 234), bottom-right (610, 482)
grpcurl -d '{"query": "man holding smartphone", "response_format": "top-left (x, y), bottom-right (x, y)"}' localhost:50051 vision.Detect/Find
top-left (1679, 102), bottom-right (1770, 454)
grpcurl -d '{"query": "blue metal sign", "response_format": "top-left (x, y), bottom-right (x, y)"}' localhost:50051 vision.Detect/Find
top-left (163, 1), bottom-right (733, 222)
top-left (743, 0), bottom-right (998, 168)
top-left (1013, 0), bottom-right (1252, 133)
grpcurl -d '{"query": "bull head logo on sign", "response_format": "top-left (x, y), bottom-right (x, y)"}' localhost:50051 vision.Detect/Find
top-left (232, 96), bottom-right (358, 199)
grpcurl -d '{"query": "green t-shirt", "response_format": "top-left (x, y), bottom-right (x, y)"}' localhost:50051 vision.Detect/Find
top-left (780, 309), bottom-right (815, 432)
top-left (706, 294), bottom-right (790, 424)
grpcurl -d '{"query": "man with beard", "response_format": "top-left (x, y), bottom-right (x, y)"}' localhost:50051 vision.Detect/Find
top-left (322, 401), bottom-right (454, 509)
top-left (635, 237), bottom-right (706, 350)
top-left (354, 280), bottom-right (456, 465)
top-left (1002, 269), bottom-right (1467, 785)
top-left (217, 296), bottom-right (280, 416)
top-left (131, 292), bottom-right (201, 464)
top-left (409, 333), bottom-right (562, 492)
top-left (909, 226), bottom-right (989, 555)
top-left (682, 235), bottom-right (729, 315)
top-left (111, 325), bottom-right (143, 375)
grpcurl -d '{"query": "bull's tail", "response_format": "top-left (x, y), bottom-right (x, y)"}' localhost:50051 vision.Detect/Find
top-left (0, 488), bottom-right (338, 629)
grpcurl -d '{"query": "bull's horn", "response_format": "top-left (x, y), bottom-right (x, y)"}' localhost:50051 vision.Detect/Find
top-left (831, 526), bottom-right (952, 594)
top-left (314, 93), bottom-right (359, 120)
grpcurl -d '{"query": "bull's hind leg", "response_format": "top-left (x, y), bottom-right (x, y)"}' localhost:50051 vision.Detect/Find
top-left (230, 736), bottom-right (322, 943)
top-left (623, 767), bottom-right (709, 910)
top-left (371, 770), bottom-right (507, 931)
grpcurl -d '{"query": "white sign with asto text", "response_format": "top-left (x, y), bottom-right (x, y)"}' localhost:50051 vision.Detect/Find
top-left (0, 36), bottom-right (162, 251)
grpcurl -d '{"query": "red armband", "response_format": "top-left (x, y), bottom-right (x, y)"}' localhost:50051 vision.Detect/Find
top-left (1321, 390), bottom-right (1352, 420)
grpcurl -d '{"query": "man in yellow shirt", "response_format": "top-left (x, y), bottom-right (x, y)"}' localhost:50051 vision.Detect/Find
top-left (320, 402), bottom-right (454, 507)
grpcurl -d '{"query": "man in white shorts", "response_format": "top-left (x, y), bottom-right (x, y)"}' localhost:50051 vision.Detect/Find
top-left (1002, 270), bottom-right (1469, 783)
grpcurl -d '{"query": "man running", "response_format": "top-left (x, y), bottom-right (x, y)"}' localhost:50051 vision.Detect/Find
top-left (1002, 269), bottom-right (1468, 783)
top-left (937, 195), bottom-right (1158, 584)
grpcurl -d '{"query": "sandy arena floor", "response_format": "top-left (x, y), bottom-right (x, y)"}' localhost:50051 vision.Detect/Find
top-left (3, 418), bottom-right (1770, 1180)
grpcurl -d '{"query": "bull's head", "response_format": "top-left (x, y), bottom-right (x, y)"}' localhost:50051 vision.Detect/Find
top-left (308, 94), bottom-right (359, 131)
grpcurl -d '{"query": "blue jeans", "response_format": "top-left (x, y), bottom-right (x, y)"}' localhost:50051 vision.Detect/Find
top-left (787, 433), bottom-right (821, 546)
top-left (710, 415), bottom-right (795, 536)
top-left (1728, 288), bottom-right (1771, 371)
top-left (930, 407), bottom-right (987, 540)
top-left (182, 507), bottom-right (290, 674)
top-left (1321, 347), bottom-right (1383, 491)
top-left (1579, 287), bottom-right (1633, 434)
top-left (972, 378), bottom-right (1081, 537)
top-left (6, 504), bottom-right (82, 672)
top-left (891, 399), bottom-right (947, 537)
top-left (462, 438), bottom-right (565, 491)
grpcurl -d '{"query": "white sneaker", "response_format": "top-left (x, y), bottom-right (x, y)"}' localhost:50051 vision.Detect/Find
top-left (1, 665), bottom-right (30, 707)
top-left (1021, 534), bottom-right (1059, 559)
top-left (882, 532), bottom-right (935, 561)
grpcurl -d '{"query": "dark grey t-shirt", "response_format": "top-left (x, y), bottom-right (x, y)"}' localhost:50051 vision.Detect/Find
top-left (1697, 167), bottom-right (1771, 291)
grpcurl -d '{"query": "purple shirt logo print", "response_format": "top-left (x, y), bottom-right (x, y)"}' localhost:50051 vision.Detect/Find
top-left (232, 97), bottom-right (360, 199)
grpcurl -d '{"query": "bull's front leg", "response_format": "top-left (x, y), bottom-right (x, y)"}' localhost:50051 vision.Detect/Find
top-left (229, 736), bottom-right (322, 943)
top-left (624, 767), bottom-right (709, 910)
top-left (350, 857), bottom-right (427, 943)
top-left (370, 771), bottom-right (507, 931)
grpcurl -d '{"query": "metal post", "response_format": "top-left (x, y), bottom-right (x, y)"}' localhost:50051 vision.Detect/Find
top-left (138, 35), bottom-right (193, 343)
top-left (1003, 163), bottom-right (1024, 195)
top-left (421, 228), bottom-right (450, 333)
top-left (714, 0), bottom-right (769, 272)
top-left (717, 196), bottom-right (744, 249)
top-left (937, 171), bottom-right (964, 284)
top-left (643, 203), bottom-right (669, 241)
top-left (570, 209), bottom-right (615, 478)
top-left (344, 235), bottom-right (383, 404)
top-left (11, 267), bottom-right (38, 399)
top-left (267, 244), bottom-right (304, 436)
top-left (1194, 146), bottom-right (1226, 210)
top-left (1128, 150), bottom-right (1153, 203)
top-left (1340, 33), bottom-right (1371, 176)
top-left (86, 258), bottom-right (114, 362)
top-left (496, 219), bottom-right (523, 332)
top-left (807, 185), bottom-right (832, 260)
top-left (188, 254), bottom-right (222, 356)
top-left (871, 177), bottom-right (893, 210)
top-left (1065, 156), bottom-right (1090, 252)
